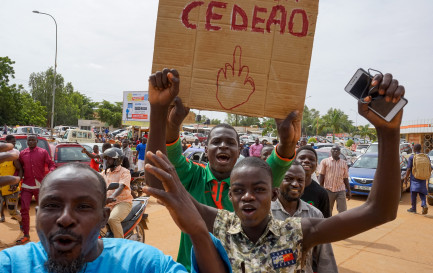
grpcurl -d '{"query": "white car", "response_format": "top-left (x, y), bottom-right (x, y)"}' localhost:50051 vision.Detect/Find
top-left (180, 131), bottom-right (198, 143)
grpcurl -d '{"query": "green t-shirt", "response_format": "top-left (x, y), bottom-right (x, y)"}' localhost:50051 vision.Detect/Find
top-left (167, 138), bottom-right (293, 271)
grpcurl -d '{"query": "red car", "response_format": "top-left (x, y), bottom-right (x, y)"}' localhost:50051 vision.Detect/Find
top-left (194, 133), bottom-right (208, 143)
top-left (0, 135), bottom-right (54, 175)
top-left (53, 143), bottom-right (91, 168)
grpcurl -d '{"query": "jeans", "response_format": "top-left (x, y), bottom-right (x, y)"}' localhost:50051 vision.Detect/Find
top-left (411, 191), bottom-right (427, 211)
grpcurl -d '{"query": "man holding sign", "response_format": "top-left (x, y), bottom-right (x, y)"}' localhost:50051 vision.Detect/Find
top-left (145, 68), bottom-right (301, 270)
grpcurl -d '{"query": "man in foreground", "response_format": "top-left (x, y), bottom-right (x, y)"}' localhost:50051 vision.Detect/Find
top-left (271, 162), bottom-right (337, 272)
top-left (144, 72), bottom-right (406, 272)
top-left (0, 163), bottom-right (231, 273)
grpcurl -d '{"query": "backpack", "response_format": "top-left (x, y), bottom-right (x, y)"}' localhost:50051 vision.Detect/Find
top-left (412, 153), bottom-right (432, 180)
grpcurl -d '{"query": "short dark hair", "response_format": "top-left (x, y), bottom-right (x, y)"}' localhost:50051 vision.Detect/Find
top-left (296, 145), bottom-right (318, 161)
top-left (5, 135), bottom-right (15, 142)
top-left (414, 144), bottom-right (422, 152)
top-left (102, 143), bottom-right (112, 151)
top-left (41, 163), bottom-right (107, 206)
top-left (232, 156), bottom-right (272, 182)
top-left (27, 134), bottom-right (38, 140)
top-left (207, 123), bottom-right (240, 145)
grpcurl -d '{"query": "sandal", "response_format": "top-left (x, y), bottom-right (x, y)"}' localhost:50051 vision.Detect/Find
top-left (16, 236), bottom-right (30, 245)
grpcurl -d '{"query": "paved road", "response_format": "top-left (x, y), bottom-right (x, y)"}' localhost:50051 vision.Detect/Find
top-left (1, 193), bottom-right (432, 272)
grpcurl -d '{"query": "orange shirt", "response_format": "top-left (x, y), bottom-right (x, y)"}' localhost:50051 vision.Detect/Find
top-left (319, 157), bottom-right (349, 192)
top-left (100, 165), bottom-right (133, 209)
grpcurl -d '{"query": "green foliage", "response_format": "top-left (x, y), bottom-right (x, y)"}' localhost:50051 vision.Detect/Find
top-left (321, 108), bottom-right (353, 142)
top-left (96, 100), bottom-right (123, 128)
top-left (302, 106), bottom-right (320, 136)
top-left (225, 114), bottom-right (260, 127)
top-left (345, 139), bottom-right (354, 147)
top-left (308, 137), bottom-right (317, 143)
top-left (210, 119), bottom-right (221, 125)
top-left (261, 118), bottom-right (277, 138)
top-left (356, 124), bottom-right (377, 142)
top-left (0, 57), bottom-right (47, 126)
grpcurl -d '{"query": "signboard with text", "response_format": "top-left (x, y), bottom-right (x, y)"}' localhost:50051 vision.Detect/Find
top-left (152, 0), bottom-right (319, 118)
top-left (122, 91), bottom-right (150, 126)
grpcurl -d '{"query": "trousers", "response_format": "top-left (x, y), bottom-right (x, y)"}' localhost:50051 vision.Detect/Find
top-left (20, 188), bottom-right (39, 235)
top-left (108, 202), bottom-right (132, 238)
top-left (326, 189), bottom-right (347, 216)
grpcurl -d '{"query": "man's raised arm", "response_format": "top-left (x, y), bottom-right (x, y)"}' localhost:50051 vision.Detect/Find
top-left (302, 73), bottom-right (406, 250)
top-left (144, 151), bottom-right (228, 273)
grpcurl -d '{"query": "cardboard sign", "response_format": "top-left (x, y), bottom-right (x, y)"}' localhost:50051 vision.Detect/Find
top-left (152, 0), bottom-right (319, 118)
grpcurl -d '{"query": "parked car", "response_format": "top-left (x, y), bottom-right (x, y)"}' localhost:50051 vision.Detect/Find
top-left (11, 126), bottom-right (44, 136)
top-left (180, 131), bottom-right (198, 143)
top-left (314, 143), bottom-right (334, 149)
top-left (356, 144), bottom-right (370, 154)
top-left (110, 129), bottom-right (126, 137)
top-left (58, 129), bottom-right (96, 143)
top-left (315, 147), bottom-right (352, 175)
top-left (366, 142), bottom-right (413, 156)
top-left (429, 150), bottom-right (433, 163)
top-left (53, 143), bottom-right (91, 168)
top-left (348, 153), bottom-right (409, 195)
top-left (183, 147), bottom-right (208, 166)
top-left (399, 143), bottom-right (413, 154)
top-left (0, 135), bottom-right (54, 175)
top-left (193, 133), bottom-right (208, 143)
top-left (54, 126), bottom-right (77, 137)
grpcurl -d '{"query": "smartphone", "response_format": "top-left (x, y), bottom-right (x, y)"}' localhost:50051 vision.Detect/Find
top-left (345, 68), bottom-right (408, 122)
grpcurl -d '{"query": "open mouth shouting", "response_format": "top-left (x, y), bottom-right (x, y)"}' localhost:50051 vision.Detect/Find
top-left (51, 234), bottom-right (80, 252)
top-left (241, 204), bottom-right (257, 216)
top-left (216, 153), bottom-right (231, 164)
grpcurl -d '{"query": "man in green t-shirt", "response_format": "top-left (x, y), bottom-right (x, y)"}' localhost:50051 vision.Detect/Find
top-left (145, 69), bottom-right (300, 271)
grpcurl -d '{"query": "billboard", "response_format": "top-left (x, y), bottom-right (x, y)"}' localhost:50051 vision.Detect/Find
top-left (122, 91), bottom-right (150, 126)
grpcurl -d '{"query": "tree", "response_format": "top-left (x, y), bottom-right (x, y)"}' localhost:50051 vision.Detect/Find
top-left (96, 100), bottom-right (123, 128)
top-left (261, 118), bottom-right (277, 138)
top-left (302, 106), bottom-right (320, 136)
top-left (356, 124), bottom-right (377, 142)
top-left (210, 119), bottom-right (221, 125)
top-left (321, 108), bottom-right (353, 142)
top-left (225, 114), bottom-right (260, 127)
top-left (0, 57), bottom-right (47, 126)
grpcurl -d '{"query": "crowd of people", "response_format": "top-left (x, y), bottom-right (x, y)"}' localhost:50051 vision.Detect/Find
top-left (0, 68), bottom-right (426, 273)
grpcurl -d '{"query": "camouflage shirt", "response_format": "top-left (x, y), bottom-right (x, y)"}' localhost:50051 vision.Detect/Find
top-left (213, 210), bottom-right (305, 273)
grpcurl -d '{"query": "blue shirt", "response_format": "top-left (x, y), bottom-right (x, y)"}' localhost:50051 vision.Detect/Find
top-left (407, 154), bottom-right (428, 194)
top-left (0, 237), bottom-right (232, 273)
top-left (136, 143), bottom-right (147, 160)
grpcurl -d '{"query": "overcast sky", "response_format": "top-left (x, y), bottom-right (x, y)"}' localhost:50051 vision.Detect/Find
top-left (2, 0), bottom-right (432, 125)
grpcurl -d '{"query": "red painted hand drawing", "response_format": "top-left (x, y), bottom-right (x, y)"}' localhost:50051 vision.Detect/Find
top-left (216, 46), bottom-right (256, 110)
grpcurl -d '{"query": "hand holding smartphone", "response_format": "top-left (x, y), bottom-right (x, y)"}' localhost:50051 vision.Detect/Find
top-left (345, 68), bottom-right (408, 122)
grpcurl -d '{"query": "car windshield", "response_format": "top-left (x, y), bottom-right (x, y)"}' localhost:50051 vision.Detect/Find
top-left (34, 128), bottom-right (42, 135)
top-left (14, 138), bottom-right (50, 155)
top-left (316, 151), bottom-right (329, 165)
top-left (58, 147), bottom-right (90, 162)
top-left (365, 144), bottom-right (377, 153)
top-left (352, 155), bottom-right (378, 169)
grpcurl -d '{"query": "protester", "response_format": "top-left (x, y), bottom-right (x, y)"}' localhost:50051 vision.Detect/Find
top-left (18, 135), bottom-right (55, 245)
top-left (89, 145), bottom-right (101, 172)
top-left (405, 143), bottom-right (431, 214)
top-left (0, 143), bottom-right (20, 187)
top-left (99, 148), bottom-right (133, 238)
top-left (145, 68), bottom-right (299, 271)
top-left (318, 145), bottom-right (351, 216)
top-left (144, 71), bottom-right (406, 272)
top-left (190, 138), bottom-right (202, 149)
top-left (271, 162), bottom-right (337, 272)
top-left (260, 144), bottom-right (274, 161)
top-left (0, 163), bottom-right (231, 272)
top-left (296, 145), bottom-right (331, 218)
top-left (0, 135), bottom-right (23, 223)
top-left (249, 138), bottom-right (263, 158)
top-left (83, 143), bottom-right (111, 171)
top-left (135, 137), bottom-right (147, 171)
top-left (122, 139), bottom-right (134, 170)
top-left (240, 142), bottom-right (250, 158)
top-left (299, 137), bottom-right (308, 147)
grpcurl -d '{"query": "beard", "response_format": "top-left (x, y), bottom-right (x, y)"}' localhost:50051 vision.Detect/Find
top-left (45, 254), bottom-right (86, 273)
top-left (280, 190), bottom-right (299, 202)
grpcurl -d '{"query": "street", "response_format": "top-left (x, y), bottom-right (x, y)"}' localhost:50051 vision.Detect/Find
top-left (0, 193), bottom-right (432, 272)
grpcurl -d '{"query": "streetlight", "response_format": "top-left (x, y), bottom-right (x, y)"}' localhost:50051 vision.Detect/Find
top-left (33, 10), bottom-right (57, 138)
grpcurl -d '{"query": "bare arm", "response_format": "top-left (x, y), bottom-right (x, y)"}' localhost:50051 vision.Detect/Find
top-left (318, 174), bottom-right (325, 187)
top-left (275, 111), bottom-right (301, 159)
top-left (145, 69), bottom-right (189, 190)
top-left (144, 151), bottom-right (227, 273)
top-left (13, 159), bottom-right (23, 180)
top-left (0, 144), bottom-right (20, 187)
top-left (82, 148), bottom-right (99, 159)
top-left (301, 73), bottom-right (405, 251)
top-left (343, 178), bottom-right (351, 200)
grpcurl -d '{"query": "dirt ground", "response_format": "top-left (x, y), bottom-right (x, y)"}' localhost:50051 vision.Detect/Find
top-left (1, 193), bottom-right (432, 272)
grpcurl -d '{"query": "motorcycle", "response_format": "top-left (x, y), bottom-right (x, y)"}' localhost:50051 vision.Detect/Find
top-left (100, 183), bottom-right (150, 243)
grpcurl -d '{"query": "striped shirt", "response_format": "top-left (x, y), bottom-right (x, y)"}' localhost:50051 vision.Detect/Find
top-left (319, 157), bottom-right (348, 192)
